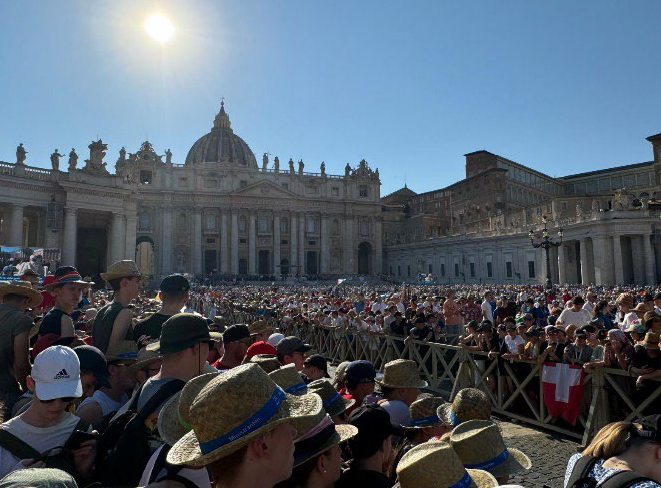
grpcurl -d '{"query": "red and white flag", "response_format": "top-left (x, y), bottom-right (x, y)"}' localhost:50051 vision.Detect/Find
top-left (542, 362), bottom-right (584, 425)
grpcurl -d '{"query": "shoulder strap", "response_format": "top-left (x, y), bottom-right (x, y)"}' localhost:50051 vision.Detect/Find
top-left (566, 455), bottom-right (600, 488)
top-left (149, 445), bottom-right (171, 484)
top-left (0, 429), bottom-right (40, 461)
top-left (601, 470), bottom-right (652, 488)
top-left (136, 379), bottom-right (186, 422)
top-left (72, 418), bottom-right (91, 434)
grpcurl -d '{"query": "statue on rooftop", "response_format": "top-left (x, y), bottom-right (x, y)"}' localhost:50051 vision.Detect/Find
top-left (68, 148), bottom-right (78, 171)
top-left (298, 159), bottom-right (304, 174)
top-left (289, 158), bottom-right (295, 174)
top-left (262, 153), bottom-right (268, 171)
top-left (274, 156), bottom-right (280, 172)
top-left (165, 148), bottom-right (172, 165)
top-left (345, 163), bottom-right (351, 177)
top-left (16, 143), bottom-right (27, 165)
top-left (118, 147), bottom-right (126, 163)
top-left (50, 149), bottom-right (64, 171)
top-left (83, 139), bottom-right (109, 174)
top-left (320, 161), bottom-right (325, 175)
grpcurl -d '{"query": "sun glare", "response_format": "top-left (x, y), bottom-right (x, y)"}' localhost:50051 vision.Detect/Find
top-left (145, 13), bottom-right (174, 42)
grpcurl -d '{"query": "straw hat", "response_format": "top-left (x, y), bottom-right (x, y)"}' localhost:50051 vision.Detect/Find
top-left (437, 388), bottom-right (491, 428)
top-left (307, 379), bottom-right (354, 417)
top-left (166, 363), bottom-right (322, 467)
top-left (269, 364), bottom-right (308, 395)
top-left (105, 340), bottom-right (138, 363)
top-left (632, 303), bottom-right (651, 314)
top-left (100, 260), bottom-right (142, 282)
top-left (291, 408), bottom-right (357, 467)
top-left (129, 346), bottom-right (162, 373)
top-left (406, 396), bottom-right (447, 429)
top-left (616, 293), bottom-right (635, 307)
top-left (642, 332), bottom-right (660, 350)
top-left (395, 442), bottom-right (497, 488)
top-left (377, 359), bottom-right (428, 389)
top-left (248, 354), bottom-right (282, 374)
top-left (249, 320), bottom-right (274, 336)
top-left (158, 372), bottom-right (219, 446)
top-left (450, 420), bottom-right (532, 477)
top-left (0, 280), bottom-right (43, 309)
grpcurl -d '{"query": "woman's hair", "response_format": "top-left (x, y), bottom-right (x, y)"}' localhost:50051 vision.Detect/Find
top-left (583, 417), bottom-right (660, 459)
top-left (593, 300), bottom-right (608, 317)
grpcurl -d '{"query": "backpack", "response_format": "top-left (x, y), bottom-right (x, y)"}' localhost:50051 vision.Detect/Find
top-left (95, 379), bottom-right (185, 487)
top-left (0, 418), bottom-right (89, 483)
top-left (566, 455), bottom-right (653, 488)
top-left (148, 444), bottom-right (200, 488)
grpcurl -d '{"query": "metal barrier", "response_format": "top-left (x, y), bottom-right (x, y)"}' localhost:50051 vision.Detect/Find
top-left (280, 323), bottom-right (661, 445)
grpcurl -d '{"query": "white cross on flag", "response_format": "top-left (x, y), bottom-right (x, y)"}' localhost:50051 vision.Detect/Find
top-left (542, 362), bottom-right (585, 425)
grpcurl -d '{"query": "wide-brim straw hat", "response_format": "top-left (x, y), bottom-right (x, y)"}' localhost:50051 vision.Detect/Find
top-left (269, 364), bottom-right (308, 395)
top-left (450, 420), bottom-right (532, 477)
top-left (249, 320), bottom-right (274, 336)
top-left (158, 372), bottom-right (219, 446)
top-left (616, 293), bottom-right (635, 307)
top-left (247, 354), bottom-right (282, 373)
top-left (0, 281), bottom-right (43, 309)
top-left (377, 359), bottom-right (428, 389)
top-left (307, 379), bottom-right (354, 417)
top-left (292, 409), bottom-right (357, 467)
top-left (642, 332), bottom-right (660, 350)
top-left (632, 303), bottom-right (651, 314)
top-left (394, 442), bottom-right (498, 488)
top-left (105, 340), bottom-right (138, 363)
top-left (438, 388), bottom-right (491, 428)
top-left (101, 260), bottom-right (143, 282)
top-left (167, 363), bottom-right (322, 467)
top-left (406, 396), bottom-right (447, 429)
top-left (129, 346), bottom-right (162, 373)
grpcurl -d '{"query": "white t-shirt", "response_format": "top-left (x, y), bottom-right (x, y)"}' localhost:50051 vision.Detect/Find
top-left (582, 301), bottom-right (594, 313)
top-left (505, 335), bottom-right (525, 354)
top-left (78, 390), bottom-right (129, 423)
top-left (139, 444), bottom-right (211, 488)
top-left (0, 413), bottom-right (92, 478)
top-left (380, 399), bottom-right (410, 427)
top-left (481, 301), bottom-right (493, 324)
top-left (558, 308), bottom-right (592, 326)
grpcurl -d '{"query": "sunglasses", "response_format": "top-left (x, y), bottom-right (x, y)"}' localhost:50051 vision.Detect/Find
top-left (39, 396), bottom-right (76, 404)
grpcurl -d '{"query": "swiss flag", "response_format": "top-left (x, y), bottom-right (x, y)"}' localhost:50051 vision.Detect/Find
top-left (542, 362), bottom-right (584, 425)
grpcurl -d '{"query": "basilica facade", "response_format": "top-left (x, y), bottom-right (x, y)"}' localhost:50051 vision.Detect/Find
top-left (0, 102), bottom-right (383, 281)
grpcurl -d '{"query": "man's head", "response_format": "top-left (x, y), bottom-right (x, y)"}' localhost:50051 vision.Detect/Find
top-left (345, 360), bottom-right (376, 401)
top-left (105, 341), bottom-right (139, 393)
top-left (46, 267), bottom-right (91, 309)
top-left (347, 406), bottom-right (399, 466)
top-left (571, 296), bottom-right (585, 310)
top-left (150, 313), bottom-right (213, 372)
top-left (19, 268), bottom-right (40, 288)
top-left (101, 260), bottom-right (143, 300)
top-left (222, 324), bottom-right (253, 364)
top-left (74, 345), bottom-right (111, 400)
top-left (0, 280), bottom-right (43, 310)
top-left (276, 336), bottom-right (312, 371)
top-left (302, 354), bottom-right (329, 381)
top-left (522, 313), bottom-right (534, 327)
top-left (159, 274), bottom-right (190, 307)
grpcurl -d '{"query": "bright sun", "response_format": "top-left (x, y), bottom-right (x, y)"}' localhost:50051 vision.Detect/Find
top-left (145, 13), bottom-right (174, 42)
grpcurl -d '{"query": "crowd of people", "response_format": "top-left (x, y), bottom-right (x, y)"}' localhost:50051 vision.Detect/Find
top-left (0, 259), bottom-right (660, 487)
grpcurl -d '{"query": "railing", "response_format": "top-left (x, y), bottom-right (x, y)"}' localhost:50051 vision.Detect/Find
top-left (0, 161), bottom-right (16, 176)
top-left (279, 323), bottom-right (661, 446)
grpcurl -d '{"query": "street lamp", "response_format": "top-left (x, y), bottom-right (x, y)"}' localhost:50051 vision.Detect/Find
top-left (529, 219), bottom-right (563, 290)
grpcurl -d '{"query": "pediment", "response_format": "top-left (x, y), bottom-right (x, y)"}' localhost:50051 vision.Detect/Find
top-left (230, 180), bottom-right (298, 198)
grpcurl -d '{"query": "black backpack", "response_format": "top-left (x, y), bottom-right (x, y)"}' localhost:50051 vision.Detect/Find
top-left (566, 455), bottom-right (653, 488)
top-left (95, 379), bottom-right (185, 487)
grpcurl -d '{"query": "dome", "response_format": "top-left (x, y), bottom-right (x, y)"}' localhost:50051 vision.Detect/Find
top-left (185, 101), bottom-right (258, 167)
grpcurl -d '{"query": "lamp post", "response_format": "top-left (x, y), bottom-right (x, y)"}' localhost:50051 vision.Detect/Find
top-left (529, 219), bottom-right (563, 290)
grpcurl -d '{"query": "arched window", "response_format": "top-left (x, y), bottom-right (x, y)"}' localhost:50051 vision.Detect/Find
top-left (178, 213), bottom-right (187, 230)
top-left (138, 211), bottom-right (151, 231)
top-left (331, 219), bottom-right (340, 236)
top-left (306, 215), bottom-right (318, 233)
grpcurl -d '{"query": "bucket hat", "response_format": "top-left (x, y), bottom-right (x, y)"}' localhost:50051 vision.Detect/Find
top-left (166, 363), bottom-right (323, 467)
top-left (307, 379), bottom-right (354, 417)
top-left (44, 266), bottom-right (92, 290)
top-left (394, 441), bottom-right (497, 488)
top-left (642, 332), bottom-right (660, 350)
top-left (291, 409), bottom-right (357, 467)
top-left (377, 359), bottom-right (428, 389)
top-left (248, 354), bottom-right (282, 373)
top-left (0, 280), bottom-right (43, 308)
top-left (147, 313), bottom-right (213, 355)
top-left (100, 260), bottom-right (142, 282)
top-left (105, 340), bottom-right (138, 364)
top-left (130, 346), bottom-right (163, 374)
top-left (437, 388), bottom-right (491, 428)
top-left (269, 364), bottom-right (308, 395)
top-left (158, 372), bottom-right (220, 446)
top-left (450, 420), bottom-right (532, 477)
top-left (406, 396), bottom-right (447, 429)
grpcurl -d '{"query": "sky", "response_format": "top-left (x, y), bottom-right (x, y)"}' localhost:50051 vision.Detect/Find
top-left (1, 0), bottom-right (659, 195)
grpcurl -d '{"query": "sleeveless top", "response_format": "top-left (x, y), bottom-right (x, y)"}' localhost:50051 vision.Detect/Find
top-left (79, 389), bottom-right (128, 418)
top-left (92, 302), bottom-right (130, 353)
top-left (39, 308), bottom-right (69, 337)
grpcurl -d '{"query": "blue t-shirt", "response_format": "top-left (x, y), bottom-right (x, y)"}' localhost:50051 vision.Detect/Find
top-left (565, 453), bottom-right (661, 488)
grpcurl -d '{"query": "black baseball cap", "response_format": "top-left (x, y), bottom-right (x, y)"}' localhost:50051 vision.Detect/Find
top-left (222, 324), bottom-right (252, 344)
top-left (303, 354), bottom-right (330, 377)
top-left (276, 336), bottom-right (312, 356)
top-left (345, 360), bottom-right (376, 385)
top-left (160, 275), bottom-right (190, 293)
top-left (74, 345), bottom-right (111, 389)
top-left (348, 405), bottom-right (404, 451)
top-left (148, 313), bottom-right (212, 354)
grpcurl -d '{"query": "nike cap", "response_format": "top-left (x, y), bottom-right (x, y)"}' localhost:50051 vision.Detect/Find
top-left (31, 345), bottom-right (83, 401)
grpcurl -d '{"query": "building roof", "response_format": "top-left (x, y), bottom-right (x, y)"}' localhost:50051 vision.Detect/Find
top-left (560, 161), bottom-right (654, 180)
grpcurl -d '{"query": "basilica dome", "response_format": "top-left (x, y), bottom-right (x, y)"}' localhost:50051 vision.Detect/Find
top-left (185, 101), bottom-right (258, 167)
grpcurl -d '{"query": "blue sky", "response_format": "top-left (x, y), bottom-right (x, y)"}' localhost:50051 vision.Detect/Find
top-left (1, 0), bottom-right (659, 195)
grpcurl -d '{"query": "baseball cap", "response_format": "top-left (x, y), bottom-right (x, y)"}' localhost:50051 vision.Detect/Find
top-left (31, 345), bottom-right (83, 400)
top-left (31, 334), bottom-right (74, 361)
top-left (148, 313), bottom-right (213, 355)
top-left (74, 345), bottom-right (111, 389)
top-left (267, 332), bottom-right (285, 347)
top-left (160, 275), bottom-right (190, 294)
top-left (303, 354), bottom-right (330, 377)
top-left (345, 360), bottom-right (376, 385)
top-left (276, 336), bottom-right (312, 357)
top-left (223, 324), bottom-right (252, 344)
top-left (246, 341), bottom-right (277, 358)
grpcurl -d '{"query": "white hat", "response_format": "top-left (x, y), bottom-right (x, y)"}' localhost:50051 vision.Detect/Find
top-left (267, 333), bottom-right (285, 347)
top-left (31, 346), bottom-right (82, 400)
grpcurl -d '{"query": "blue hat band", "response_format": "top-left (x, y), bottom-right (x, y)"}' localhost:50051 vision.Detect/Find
top-left (409, 415), bottom-right (440, 427)
top-left (464, 448), bottom-right (510, 470)
top-left (449, 472), bottom-right (472, 488)
top-left (322, 392), bottom-right (342, 409)
top-left (285, 382), bottom-right (307, 394)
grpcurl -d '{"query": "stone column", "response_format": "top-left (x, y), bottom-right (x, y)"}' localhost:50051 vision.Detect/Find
top-left (344, 215), bottom-right (354, 274)
top-left (124, 214), bottom-right (137, 261)
top-left (109, 213), bottom-right (126, 265)
top-left (230, 210), bottom-right (239, 274)
top-left (273, 213), bottom-right (281, 275)
top-left (298, 212), bottom-right (305, 274)
top-left (643, 233), bottom-right (657, 285)
top-left (557, 244), bottom-right (567, 285)
top-left (320, 216), bottom-right (329, 274)
top-left (632, 236), bottom-right (646, 284)
top-left (192, 210), bottom-right (202, 275)
top-left (290, 213), bottom-right (298, 272)
top-left (579, 238), bottom-right (591, 285)
top-left (374, 217), bottom-right (383, 275)
top-left (161, 209), bottom-right (172, 275)
top-left (8, 204), bottom-right (25, 247)
top-left (248, 212), bottom-right (257, 274)
top-left (220, 211), bottom-right (229, 273)
top-left (612, 235), bottom-right (624, 285)
top-left (592, 236), bottom-right (610, 285)
top-left (62, 207), bottom-right (78, 265)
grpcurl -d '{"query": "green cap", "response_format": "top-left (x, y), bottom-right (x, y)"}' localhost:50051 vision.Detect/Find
top-left (0, 468), bottom-right (77, 488)
top-left (148, 313), bottom-right (212, 355)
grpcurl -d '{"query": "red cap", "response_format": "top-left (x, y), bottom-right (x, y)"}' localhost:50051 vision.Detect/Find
top-left (41, 275), bottom-right (56, 287)
top-left (245, 341), bottom-right (277, 359)
top-left (31, 333), bottom-right (74, 361)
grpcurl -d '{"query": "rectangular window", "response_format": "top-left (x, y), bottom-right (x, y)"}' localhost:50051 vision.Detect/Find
top-left (359, 185), bottom-right (368, 197)
top-left (239, 180), bottom-right (248, 188)
top-left (398, 265), bottom-right (401, 276)
top-left (206, 238), bottom-right (215, 244)
top-left (140, 170), bottom-right (152, 185)
top-left (441, 263), bottom-right (446, 276)
top-left (528, 260), bottom-right (536, 278)
top-left (454, 263), bottom-right (459, 277)
top-left (239, 238), bottom-right (247, 244)
top-left (506, 262), bottom-right (513, 278)
top-left (308, 240), bottom-right (316, 245)
top-left (407, 265), bottom-right (411, 277)
top-left (389, 266), bottom-right (393, 275)
top-left (331, 187), bottom-right (339, 196)
top-left (487, 262), bottom-right (493, 278)
top-left (281, 239), bottom-right (288, 245)
top-left (258, 214), bottom-right (268, 233)
top-left (428, 264), bottom-right (433, 274)
top-left (470, 262), bottom-right (475, 277)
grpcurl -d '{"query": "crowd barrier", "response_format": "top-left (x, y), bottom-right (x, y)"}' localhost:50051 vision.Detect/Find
top-left (278, 322), bottom-right (661, 446)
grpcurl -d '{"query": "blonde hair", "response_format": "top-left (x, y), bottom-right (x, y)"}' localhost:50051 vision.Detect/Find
top-left (582, 421), bottom-right (647, 459)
